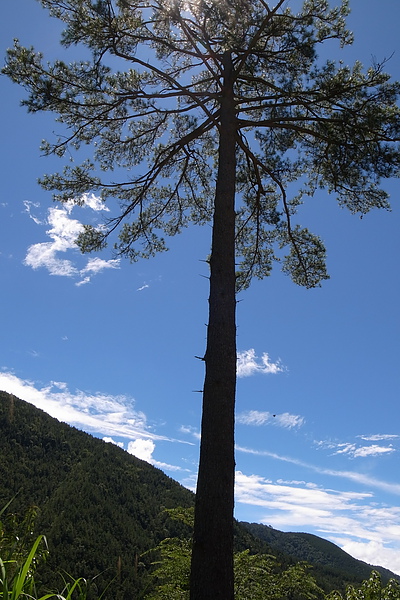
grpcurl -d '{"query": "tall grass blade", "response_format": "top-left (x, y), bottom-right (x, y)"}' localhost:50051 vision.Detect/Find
top-left (11, 535), bottom-right (44, 599)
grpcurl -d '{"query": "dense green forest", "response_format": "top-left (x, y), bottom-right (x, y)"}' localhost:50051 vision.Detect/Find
top-left (0, 391), bottom-right (398, 598)
top-left (241, 523), bottom-right (399, 593)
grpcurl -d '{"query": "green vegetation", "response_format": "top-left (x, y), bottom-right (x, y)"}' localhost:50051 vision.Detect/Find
top-left (147, 544), bottom-right (400, 600)
top-left (241, 523), bottom-right (398, 592)
top-left (0, 391), bottom-right (194, 599)
top-left (4, 503), bottom-right (399, 600)
top-left (327, 571), bottom-right (400, 600)
top-left (146, 534), bottom-right (325, 600)
top-left (0, 500), bottom-right (99, 600)
top-left (1, 391), bottom-right (399, 599)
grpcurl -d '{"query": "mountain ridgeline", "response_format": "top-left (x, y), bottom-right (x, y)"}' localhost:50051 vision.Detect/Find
top-left (0, 391), bottom-right (397, 598)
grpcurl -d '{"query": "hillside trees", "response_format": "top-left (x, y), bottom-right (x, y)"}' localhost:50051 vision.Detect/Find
top-left (327, 571), bottom-right (400, 600)
top-left (3, 0), bottom-right (400, 598)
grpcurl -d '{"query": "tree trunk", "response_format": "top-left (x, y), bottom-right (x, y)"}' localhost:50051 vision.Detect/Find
top-left (190, 51), bottom-right (237, 600)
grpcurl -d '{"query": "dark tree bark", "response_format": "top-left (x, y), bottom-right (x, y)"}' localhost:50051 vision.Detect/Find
top-left (190, 52), bottom-right (237, 600)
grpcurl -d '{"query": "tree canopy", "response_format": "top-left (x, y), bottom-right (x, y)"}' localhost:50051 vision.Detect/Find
top-left (4, 0), bottom-right (399, 287)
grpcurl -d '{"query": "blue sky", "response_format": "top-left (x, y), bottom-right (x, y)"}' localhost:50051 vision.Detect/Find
top-left (1, 0), bottom-right (400, 576)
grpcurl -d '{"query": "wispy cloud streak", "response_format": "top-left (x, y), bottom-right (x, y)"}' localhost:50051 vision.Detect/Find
top-left (0, 371), bottom-right (187, 444)
top-left (234, 471), bottom-right (400, 574)
top-left (237, 410), bottom-right (304, 429)
top-left (236, 444), bottom-right (400, 495)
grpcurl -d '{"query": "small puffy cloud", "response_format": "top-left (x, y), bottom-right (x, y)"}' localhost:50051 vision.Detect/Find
top-left (23, 197), bottom-right (120, 284)
top-left (137, 284), bottom-right (149, 292)
top-left (76, 257), bottom-right (120, 286)
top-left (237, 349), bottom-right (284, 377)
top-left (127, 438), bottom-right (186, 472)
top-left (128, 438), bottom-right (155, 462)
top-left (81, 257), bottom-right (120, 275)
top-left (80, 192), bottom-right (110, 212)
top-left (237, 410), bottom-right (304, 429)
top-left (24, 205), bottom-right (83, 276)
top-left (103, 436), bottom-right (124, 448)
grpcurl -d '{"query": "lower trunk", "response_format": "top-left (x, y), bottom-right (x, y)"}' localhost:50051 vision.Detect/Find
top-left (190, 52), bottom-right (237, 600)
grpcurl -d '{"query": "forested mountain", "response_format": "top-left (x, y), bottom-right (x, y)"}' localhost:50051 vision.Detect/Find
top-left (241, 522), bottom-right (399, 593)
top-left (0, 391), bottom-right (397, 598)
top-left (0, 390), bottom-right (195, 598)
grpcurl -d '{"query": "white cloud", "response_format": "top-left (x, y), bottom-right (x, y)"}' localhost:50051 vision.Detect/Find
top-left (127, 438), bottom-right (186, 472)
top-left (237, 410), bottom-right (304, 429)
top-left (103, 436), bottom-right (124, 448)
top-left (23, 198), bottom-right (120, 284)
top-left (0, 371), bottom-right (178, 443)
top-left (0, 371), bottom-right (193, 478)
top-left (235, 471), bottom-right (372, 514)
top-left (79, 192), bottom-right (110, 212)
top-left (359, 434), bottom-right (399, 442)
top-left (235, 471), bottom-right (400, 575)
top-left (81, 257), bottom-right (120, 275)
top-left (236, 444), bottom-right (400, 495)
top-left (237, 349), bottom-right (284, 377)
top-left (353, 445), bottom-right (395, 458)
top-left (276, 412), bottom-right (305, 428)
top-left (180, 425), bottom-right (201, 440)
top-left (180, 472), bottom-right (198, 492)
top-left (137, 284), bottom-right (149, 292)
top-left (24, 206), bottom-right (83, 276)
top-left (331, 539), bottom-right (400, 575)
top-left (316, 439), bottom-right (396, 459)
top-left (23, 201), bottom-right (43, 225)
top-left (128, 438), bottom-right (155, 462)
top-left (76, 257), bottom-right (120, 286)
top-left (237, 410), bottom-right (272, 426)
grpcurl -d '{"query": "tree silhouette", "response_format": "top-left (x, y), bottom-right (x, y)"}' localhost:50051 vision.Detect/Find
top-left (4, 1), bottom-right (400, 598)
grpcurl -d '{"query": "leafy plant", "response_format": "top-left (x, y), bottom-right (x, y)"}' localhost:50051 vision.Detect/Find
top-left (0, 500), bottom-right (50, 599)
top-left (0, 501), bottom-right (109, 600)
top-left (144, 509), bottom-right (325, 600)
top-left (327, 571), bottom-right (400, 600)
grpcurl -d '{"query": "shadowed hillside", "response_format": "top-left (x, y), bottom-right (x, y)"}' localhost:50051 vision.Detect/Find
top-left (241, 521), bottom-right (399, 591)
top-left (1, 390), bottom-right (397, 598)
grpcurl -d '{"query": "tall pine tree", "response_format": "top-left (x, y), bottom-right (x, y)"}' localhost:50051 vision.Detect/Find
top-left (4, 1), bottom-right (400, 598)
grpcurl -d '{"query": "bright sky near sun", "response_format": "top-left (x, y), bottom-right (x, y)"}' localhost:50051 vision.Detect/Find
top-left (1, 0), bottom-right (400, 576)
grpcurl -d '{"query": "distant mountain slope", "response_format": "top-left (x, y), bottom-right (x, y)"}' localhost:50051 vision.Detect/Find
top-left (0, 390), bottom-right (195, 598)
top-left (1, 390), bottom-right (398, 598)
top-left (241, 522), bottom-right (399, 592)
